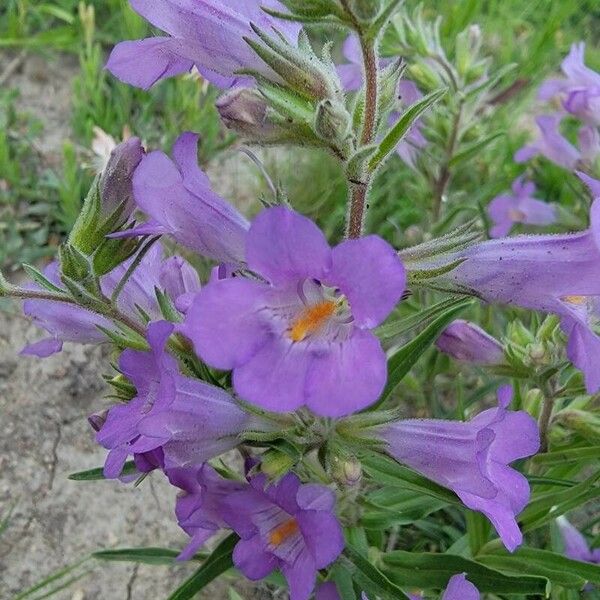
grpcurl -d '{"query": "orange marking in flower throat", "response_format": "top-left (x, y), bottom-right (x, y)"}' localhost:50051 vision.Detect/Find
top-left (288, 301), bottom-right (336, 342)
top-left (269, 518), bottom-right (299, 546)
top-left (563, 296), bottom-right (586, 305)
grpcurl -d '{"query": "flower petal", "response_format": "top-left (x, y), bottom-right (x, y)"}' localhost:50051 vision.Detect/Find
top-left (106, 38), bottom-right (194, 89)
top-left (441, 574), bottom-right (480, 600)
top-left (326, 235), bottom-right (406, 328)
top-left (305, 330), bottom-right (387, 417)
top-left (233, 535), bottom-right (279, 580)
top-left (246, 207), bottom-right (332, 284)
top-left (297, 510), bottom-right (344, 569)
top-left (183, 278), bottom-right (270, 370)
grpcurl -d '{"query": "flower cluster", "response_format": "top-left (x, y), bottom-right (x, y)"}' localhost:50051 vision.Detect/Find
top-left (11, 2), bottom-right (600, 599)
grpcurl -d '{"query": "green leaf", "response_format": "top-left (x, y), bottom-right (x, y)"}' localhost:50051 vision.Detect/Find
top-left (376, 296), bottom-right (470, 345)
top-left (369, 88), bottom-right (446, 171)
top-left (94, 547), bottom-right (182, 566)
top-left (478, 547), bottom-right (600, 589)
top-left (22, 264), bottom-right (64, 293)
top-left (359, 450), bottom-right (459, 505)
top-left (377, 299), bottom-right (473, 404)
top-left (532, 446), bottom-right (600, 466)
top-left (520, 471), bottom-right (600, 532)
top-left (166, 534), bottom-right (239, 600)
top-left (341, 545), bottom-right (411, 600)
top-left (448, 131), bottom-right (505, 167)
top-left (381, 550), bottom-right (548, 595)
top-left (68, 461), bottom-right (138, 481)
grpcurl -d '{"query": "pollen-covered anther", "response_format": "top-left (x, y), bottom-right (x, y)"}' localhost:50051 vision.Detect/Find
top-left (288, 300), bottom-right (337, 342)
top-left (268, 518), bottom-right (300, 546)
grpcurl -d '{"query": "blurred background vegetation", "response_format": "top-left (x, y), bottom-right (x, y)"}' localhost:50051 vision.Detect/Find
top-left (0, 0), bottom-right (599, 271)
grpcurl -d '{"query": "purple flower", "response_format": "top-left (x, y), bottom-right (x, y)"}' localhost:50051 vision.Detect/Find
top-left (167, 464), bottom-right (245, 560)
top-left (487, 177), bottom-right (556, 238)
top-left (183, 206), bottom-right (406, 417)
top-left (429, 173), bottom-right (600, 393)
top-left (21, 243), bottom-right (200, 357)
top-left (538, 43), bottom-right (600, 126)
top-left (221, 472), bottom-right (344, 600)
top-left (377, 386), bottom-right (540, 552)
top-left (125, 132), bottom-right (249, 265)
top-left (441, 574), bottom-right (480, 600)
top-left (436, 319), bottom-right (504, 365)
top-left (515, 114), bottom-right (582, 170)
top-left (106, 0), bottom-right (300, 90)
top-left (557, 516), bottom-right (600, 564)
top-left (337, 35), bottom-right (366, 92)
top-left (95, 321), bottom-right (253, 477)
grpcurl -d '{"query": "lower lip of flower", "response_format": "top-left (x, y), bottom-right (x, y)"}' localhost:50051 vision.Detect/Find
top-left (269, 518), bottom-right (300, 546)
top-left (288, 300), bottom-right (337, 342)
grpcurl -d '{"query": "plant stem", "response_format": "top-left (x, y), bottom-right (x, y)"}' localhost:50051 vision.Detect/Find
top-left (346, 33), bottom-right (379, 239)
top-left (538, 389), bottom-right (555, 454)
top-left (432, 100), bottom-right (463, 220)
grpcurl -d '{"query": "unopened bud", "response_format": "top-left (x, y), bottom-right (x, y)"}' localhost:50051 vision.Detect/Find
top-left (507, 319), bottom-right (535, 347)
top-left (217, 88), bottom-right (275, 139)
top-left (70, 137), bottom-right (144, 256)
top-left (98, 137), bottom-right (144, 226)
top-left (314, 99), bottom-right (351, 144)
top-left (59, 243), bottom-right (92, 283)
top-left (331, 454), bottom-right (362, 487)
top-left (436, 320), bottom-right (504, 365)
top-left (261, 449), bottom-right (296, 480)
top-left (527, 342), bottom-right (547, 365)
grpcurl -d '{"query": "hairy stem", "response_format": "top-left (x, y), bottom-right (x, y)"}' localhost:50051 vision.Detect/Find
top-left (346, 33), bottom-right (379, 239)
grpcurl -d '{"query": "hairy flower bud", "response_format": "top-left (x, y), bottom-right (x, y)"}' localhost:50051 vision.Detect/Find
top-left (70, 137), bottom-right (144, 257)
top-left (314, 99), bottom-right (352, 145)
top-left (436, 319), bottom-right (504, 365)
top-left (216, 88), bottom-right (275, 139)
top-left (330, 453), bottom-right (362, 487)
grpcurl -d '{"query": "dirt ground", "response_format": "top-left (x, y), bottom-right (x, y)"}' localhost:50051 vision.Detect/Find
top-left (0, 50), bottom-right (274, 600)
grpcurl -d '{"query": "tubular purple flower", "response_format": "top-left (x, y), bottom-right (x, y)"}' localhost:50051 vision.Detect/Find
top-left (538, 43), bottom-right (600, 126)
top-left (515, 114), bottom-right (581, 170)
top-left (183, 206), bottom-right (406, 417)
top-left (124, 132), bottom-right (249, 265)
top-left (94, 321), bottom-right (255, 477)
top-left (167, 464), bottom-right (245, 560)
top-left (105, 0), bottom-right (300, 90)
top-left (487, 177), bottom-right (556, 238)
top-left (426, 173), bottom-right (600, 393)
top-left (436, 319), bottom-right (504, 365)
top-left (377, 386), bottom-right (540, 552)
top-left (21, 244), bottom-right (200, 356)
top-left (220, 472), bottom-right (344, 600)
top-left (557, 517), bottom-right (600, 564)
top-left (98, 136), bottom-right (145, 225)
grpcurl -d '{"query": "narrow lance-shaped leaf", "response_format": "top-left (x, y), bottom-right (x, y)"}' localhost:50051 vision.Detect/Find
top-left (93, 547), bottom-right (183, 566)
top-left (448, 131), bottom-right (505, 168)
top-left (376, 298), bottom-right (473, 405)
top-left (166, 534), bottom-right (239, 600)
top-left (369, 88), bottom-right (447, 171)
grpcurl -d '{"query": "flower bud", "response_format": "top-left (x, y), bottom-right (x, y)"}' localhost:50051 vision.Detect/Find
top-left (523, 388), bottom-right (543, 417)
top-left (216, 88), bottom-right (275, 139)
top-left (69, 137), bottom-right (144, 256)
top-left (260, 449), bottom-right (296, 480)
top-left (88, 409), bottom-right (109, 432)
top-left (98, 137), bottom-right (144, 226)
top-left (314, 99), bottom-right (351, 145)
top-left (330, 454), bottom-right (362, 487)
top-left (436, 319), bottom-right (504, 365)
